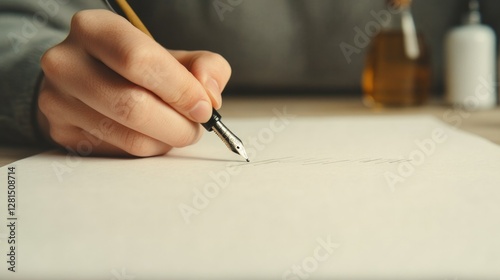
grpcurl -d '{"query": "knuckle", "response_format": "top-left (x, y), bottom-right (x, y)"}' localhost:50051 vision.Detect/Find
top-left (112, 86), bottom-right (150, 127)
top-left (70, 10), bottom-right (115, 45)
top-left (37, 88), bottom-right (51, 114)
top-left (70, 10), bottom-right (94, 35)
top-left (120, 42), bottom-right (155, 73)
top-left (196, 50), bottom-right (221, 62)
top-left (40, 47), bottom-right (63, 78)
top-left (193, 51), bottom-right (232, 77)
top-left (208, 52), bottom-right (230, 69)
top-left (171, 124), bottom-right (202, 148)
top-left (49, 126), bottom-right (71, 146)
top-left (211, 52), bottom-right (232, 77)
top-left (169, 78), bottom-right (199, 111)
top-left (37, 86), bottom-right (59, 117)
top-left (121, 130), bottom-right (150, 156)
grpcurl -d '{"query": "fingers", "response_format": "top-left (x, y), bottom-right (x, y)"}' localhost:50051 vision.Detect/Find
top-left (170, 50), bottom-right (232, 109)
top-left (41, 42), bottom-right (203, 153)
top-left (68, 9), bottom-right (213, 123)
top-left (38, 78), bottom-right (174, 157)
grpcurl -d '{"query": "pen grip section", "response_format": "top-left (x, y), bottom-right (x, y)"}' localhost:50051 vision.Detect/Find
top-left (202, 108), bottom-right (221, 131)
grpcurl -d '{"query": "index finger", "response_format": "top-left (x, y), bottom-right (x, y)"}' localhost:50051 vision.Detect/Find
top-left (70, 9), bottom-right (213, 123)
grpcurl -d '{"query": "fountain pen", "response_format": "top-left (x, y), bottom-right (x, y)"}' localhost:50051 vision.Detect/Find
top-left (104, 0), bottom-right (249, 162)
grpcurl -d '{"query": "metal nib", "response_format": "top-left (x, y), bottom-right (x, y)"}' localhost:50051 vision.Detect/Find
top-left (201, 108), bottom-right (249, 162)
top-left (212, 120), bottom-right (249, 162)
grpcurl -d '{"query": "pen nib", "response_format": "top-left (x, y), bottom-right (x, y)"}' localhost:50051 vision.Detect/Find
top-left (233, 140), bottom-right (249, 162)
top-left (212, 120), bottom-right (249, 162)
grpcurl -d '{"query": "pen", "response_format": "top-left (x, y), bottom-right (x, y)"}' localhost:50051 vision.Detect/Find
top-left (103, 0), bottom-right (249, 162)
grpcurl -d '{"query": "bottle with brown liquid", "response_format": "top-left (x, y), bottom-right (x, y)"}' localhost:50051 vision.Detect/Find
top-left (362, 0), bottom-right (431, 107)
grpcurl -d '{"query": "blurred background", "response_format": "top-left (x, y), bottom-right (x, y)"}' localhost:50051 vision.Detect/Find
top-left (130, 0), bottom-right (500, 97)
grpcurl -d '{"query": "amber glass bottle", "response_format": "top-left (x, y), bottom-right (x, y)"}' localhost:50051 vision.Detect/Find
top-left (362, 0), bottom-right (431, 107)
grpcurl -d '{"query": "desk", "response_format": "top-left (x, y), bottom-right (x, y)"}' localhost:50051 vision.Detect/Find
top-left (1, 97), bottom-right (499, 166)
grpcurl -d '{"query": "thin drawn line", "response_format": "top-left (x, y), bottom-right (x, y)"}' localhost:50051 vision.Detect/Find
top-left (253, 156), bottom-right (294, 164)
top-left (321, 159), bottom-right (352, 165)
top-left (230, 156), bottom-right (411, 167)
top-left (375, 159), bottom-right (393, 164)
top-left (301, 162), bottom-right (328, 165)
top-left (361, 158), bottom-right (382, 163)
top-left (285, 157), bottom-right (309, 163)
top-left (389, 159), bottom-right (410, 163)
top-left (253, 160), bottom-right (281, 166)
top-left (230, 156), bottom-right (294, 167)
top-left (327, 159), bottom-right (351, 163)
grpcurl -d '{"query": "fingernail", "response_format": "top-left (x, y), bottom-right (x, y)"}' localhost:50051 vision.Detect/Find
top-left (206, 78), bottom-right (222, 109)
top-left (189, 100), bottom-right (212, 123)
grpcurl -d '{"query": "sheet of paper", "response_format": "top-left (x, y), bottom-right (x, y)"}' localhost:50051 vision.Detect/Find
top-left (1, 115), bottom-right (500, 279)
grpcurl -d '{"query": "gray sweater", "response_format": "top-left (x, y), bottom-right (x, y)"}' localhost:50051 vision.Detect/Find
top-left (0, 0), bottom-right (105, 145)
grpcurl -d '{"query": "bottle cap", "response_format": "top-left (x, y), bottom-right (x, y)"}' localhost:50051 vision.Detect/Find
top-left (387, 0), bottom-right (412, 10)
top-left (463, 0), bottom-right (481, 24)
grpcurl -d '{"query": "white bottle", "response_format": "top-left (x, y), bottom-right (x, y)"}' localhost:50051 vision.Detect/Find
top-left (445, 0), bottom-right (497, 110)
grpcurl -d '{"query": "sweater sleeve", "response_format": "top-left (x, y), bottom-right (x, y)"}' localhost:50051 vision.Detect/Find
top-left (0, 0), bottom-right (105, 145)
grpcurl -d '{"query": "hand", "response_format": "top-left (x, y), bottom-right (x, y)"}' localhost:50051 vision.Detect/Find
top-left (37, 10), bottom-right (231, 157)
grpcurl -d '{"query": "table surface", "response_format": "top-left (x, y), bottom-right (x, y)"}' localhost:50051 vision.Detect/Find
top-left (1, 97), bottom-right (499, 166)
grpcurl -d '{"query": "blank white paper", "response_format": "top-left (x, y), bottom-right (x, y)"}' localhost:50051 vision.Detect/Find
top-left (1, 115), bottom-right (500, 279)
